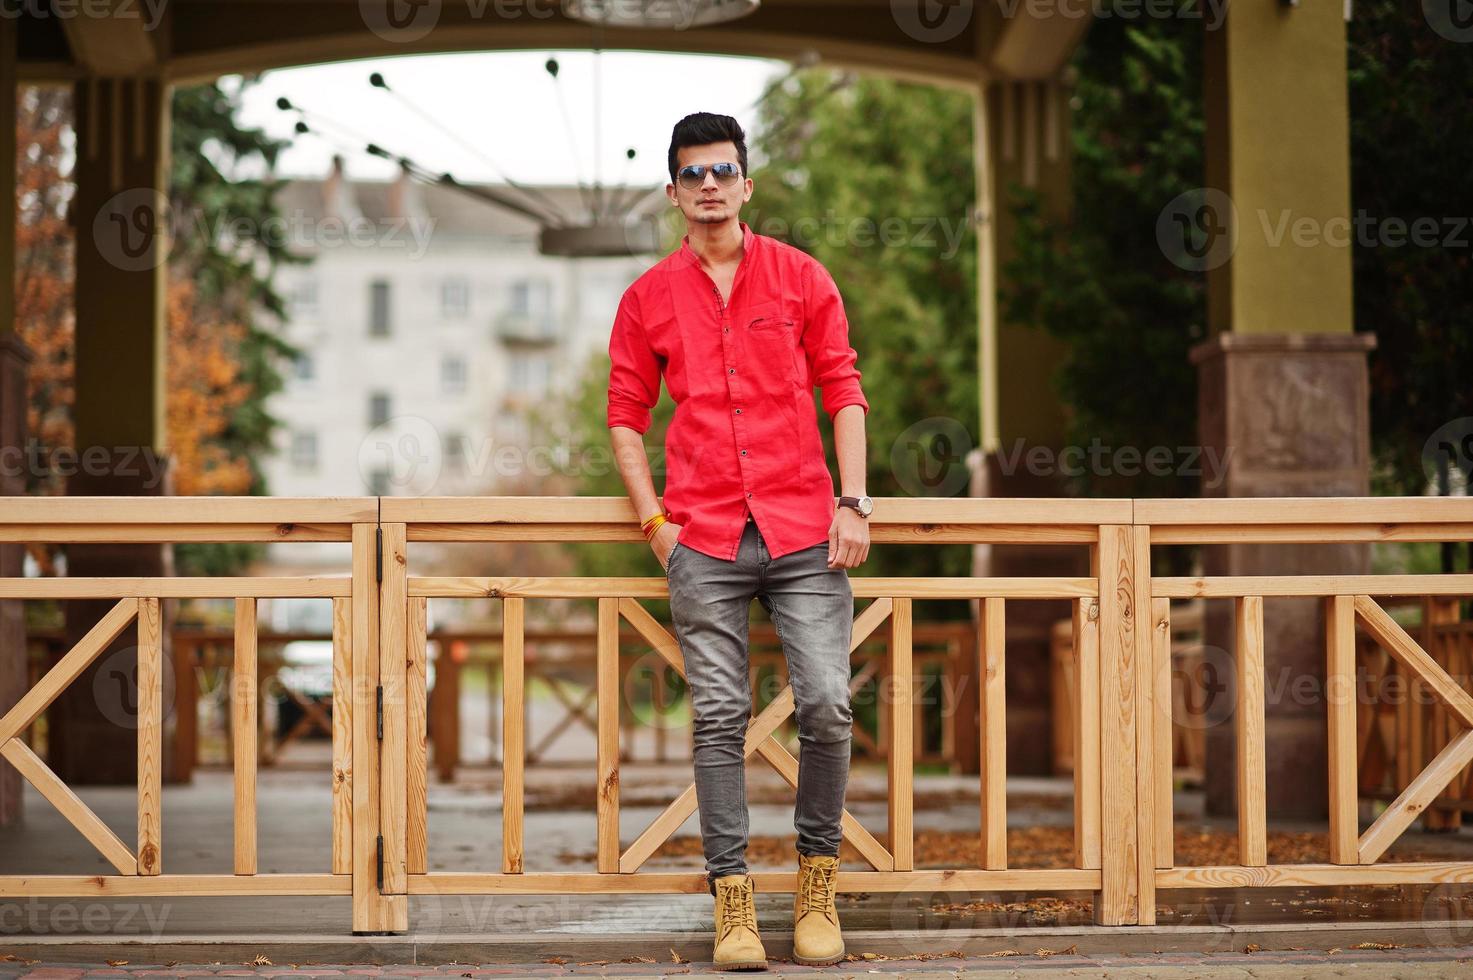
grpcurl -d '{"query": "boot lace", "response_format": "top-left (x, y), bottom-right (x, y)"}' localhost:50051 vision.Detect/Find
top-left (717, 878), bottom-right (758, 936)
top-left (798, 861), bottom-right (838, 917)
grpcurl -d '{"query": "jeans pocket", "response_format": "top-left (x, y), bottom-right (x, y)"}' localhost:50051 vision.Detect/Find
top-left (663, 541), bottom-right (685, 576)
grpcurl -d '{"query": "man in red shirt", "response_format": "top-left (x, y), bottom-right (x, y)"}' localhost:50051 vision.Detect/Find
top-left (607, 112), bottom-right (873, 971)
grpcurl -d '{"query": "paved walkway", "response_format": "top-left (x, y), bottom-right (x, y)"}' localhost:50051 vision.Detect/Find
top-left (4, 945), bottom-right (1473, 978)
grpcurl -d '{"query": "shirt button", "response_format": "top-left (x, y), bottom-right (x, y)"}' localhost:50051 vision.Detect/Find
top-left (740, 449), bottom-right (748, 456)
top-left (747, 492), bottom-right (752, 498)
top-left (728, 367), bottom-right (735, 374)
top-left (734, 408), bottom-right (741, 414)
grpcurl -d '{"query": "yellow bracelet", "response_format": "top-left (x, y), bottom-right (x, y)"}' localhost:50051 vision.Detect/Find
top-left (641, 513), bottom-right (667, 539)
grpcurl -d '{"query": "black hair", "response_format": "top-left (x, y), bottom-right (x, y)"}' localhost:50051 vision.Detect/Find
top-left (667, 112), bottom-right (748, 184)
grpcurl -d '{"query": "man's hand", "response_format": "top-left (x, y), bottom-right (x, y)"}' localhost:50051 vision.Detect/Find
top-left (827, 507), bottom-right (869, 568)
top-left (653, 521), bottom-right (684, 570)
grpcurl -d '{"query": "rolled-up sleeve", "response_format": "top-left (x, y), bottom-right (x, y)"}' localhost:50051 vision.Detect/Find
top-left (801, 260), bottom-right (869, 419)
top-left (606, 288), bottom-right (662, 433)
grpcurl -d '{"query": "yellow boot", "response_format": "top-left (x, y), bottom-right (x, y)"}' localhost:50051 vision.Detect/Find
top-left (711, 873), bottom-right (768, 971)
top-left (792, 853), bottom-right (844, 966)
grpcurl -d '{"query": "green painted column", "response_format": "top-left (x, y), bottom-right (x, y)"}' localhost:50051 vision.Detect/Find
top-left (1197, 2), bottom-right (1372, 821)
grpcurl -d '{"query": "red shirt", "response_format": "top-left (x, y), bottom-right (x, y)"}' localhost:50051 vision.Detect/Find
top-left (606, 221), bottom-right (869, 561)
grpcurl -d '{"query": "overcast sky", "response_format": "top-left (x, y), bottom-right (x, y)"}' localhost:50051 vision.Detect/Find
top-left (232, 50), bottom-right (784, 191)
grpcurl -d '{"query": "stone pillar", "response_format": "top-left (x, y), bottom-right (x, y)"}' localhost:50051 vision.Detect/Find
top-left (49, 76), bottom-right (174, 785)
top-left (1194, 334), bottom-right (1376, 820)
top-left (965, 79), bottom-right (1080, 776)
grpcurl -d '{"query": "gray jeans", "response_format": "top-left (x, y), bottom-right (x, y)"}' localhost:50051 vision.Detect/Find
top-left (665, 517), bottom-right (855, 893)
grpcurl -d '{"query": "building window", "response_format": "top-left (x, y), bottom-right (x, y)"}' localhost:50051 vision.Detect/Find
top-left (289, 278), bottom-right (319, 320)
top-left (508, 353), bottom-right (551, 395)
top-left (510, 278), bottom-right (551, 316)
top-left (293, 351), bottom-right (315, 383)
top-left (290, 431), bottom-right (318, 471)
top-left (369, 279), bottom-right (391, 336)
top-left (368, 391), bottom-right (391, 428)
top-left (441, 278), bottom-right (470, 319)
top-left (445, 430), bottom-right (465, 464)
top-left (441, 354), bottom-right (467, 395)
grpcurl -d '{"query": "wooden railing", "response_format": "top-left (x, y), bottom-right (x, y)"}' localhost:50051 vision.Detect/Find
top-left (1139, 497), bottom-right (1473, 924)
top-left (2, 494), bottom-right (1472, 934)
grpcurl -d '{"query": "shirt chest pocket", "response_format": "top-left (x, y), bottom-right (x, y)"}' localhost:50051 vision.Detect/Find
top-left (742, 307), bottom-right (800, 388)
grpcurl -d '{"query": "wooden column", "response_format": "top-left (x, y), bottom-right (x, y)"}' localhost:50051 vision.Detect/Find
top-left (53, 76), bottom-right (174, 785)
top-left (0, 20), bottom-right (27, 827)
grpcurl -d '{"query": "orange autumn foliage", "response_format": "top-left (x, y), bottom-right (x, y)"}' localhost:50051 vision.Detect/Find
top-left (14, 86), bottom-right (258, 499)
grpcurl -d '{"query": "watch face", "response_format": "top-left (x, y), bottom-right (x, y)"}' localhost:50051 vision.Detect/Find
top-left (858, 496), bottom-right (873, 516)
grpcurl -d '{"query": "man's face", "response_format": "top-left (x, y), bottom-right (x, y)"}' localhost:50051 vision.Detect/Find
top-left (666, 141), bottom-right (752, 227)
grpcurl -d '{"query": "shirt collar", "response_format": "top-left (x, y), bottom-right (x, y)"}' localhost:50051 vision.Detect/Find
top-left (676, 221), bottom-right (755, 269)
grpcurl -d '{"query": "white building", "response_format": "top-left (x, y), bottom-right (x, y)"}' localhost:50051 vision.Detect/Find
top-left (260, 158), bottom-right (659, 569)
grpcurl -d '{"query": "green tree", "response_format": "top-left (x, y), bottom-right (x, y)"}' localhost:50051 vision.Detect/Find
top-left (1348, 0), bottom-right (1473, 498)
top-left (168, 81), bottom-right (302, 575)
top-left (1002, 18), bottom-right (1206, 501)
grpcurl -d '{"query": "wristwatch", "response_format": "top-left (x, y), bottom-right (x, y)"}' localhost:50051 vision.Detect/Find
top-left (837, 495), bottom-right (873, 518)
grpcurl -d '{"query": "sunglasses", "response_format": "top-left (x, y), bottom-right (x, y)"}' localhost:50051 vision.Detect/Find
top-left (676, 161), bottom-right (743, 189)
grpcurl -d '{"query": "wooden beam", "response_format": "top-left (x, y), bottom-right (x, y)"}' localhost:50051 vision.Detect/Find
top-left (596, 598), bottom-right (621, 873)
top-left (232, 598), bottom-right (257, 876)
top-left (330, 597), bottom-right (353, 877)
top-left (405, 596), bottom-right (428, 876)
top-left (1071, 597), bottom-right (1100, 870)
top-left (0, 739), bottom-right (135, 875)
top-left (888, 597), bottom-right (914, 871)
top-left (0, 597), bottom-right (137, 745)
top-left (377, 523), bottom-right (409, 896)
top-left (502, 596), bottom-right (526, 875)
top-left (1354, 595), bottom-right (1473, 728)
top-left (1326, 595), bottom-right (1359, 864)
top-left (1358, 729), bottom-right (1473, 865)
top-left (1235, 596), bottom-right (1266, 868)
top-left (136, 597), bottom-right (161, 876)
top-left (978, 597), bottom-right (1006, 870)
